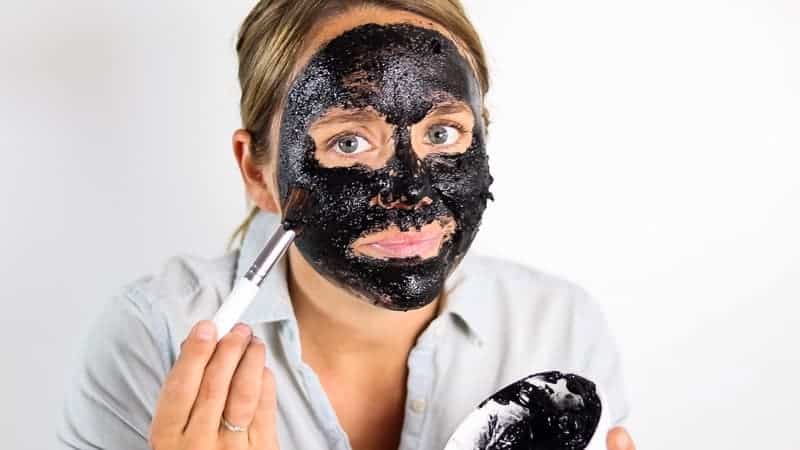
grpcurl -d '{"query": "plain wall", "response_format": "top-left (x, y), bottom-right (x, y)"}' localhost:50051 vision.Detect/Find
top-left (1, 1), bottom-right (798, 449)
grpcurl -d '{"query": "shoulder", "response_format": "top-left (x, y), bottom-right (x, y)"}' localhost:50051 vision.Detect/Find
top-left (452, 252), bottom-right (619, 377)
top-left (115, 251), bottom-right (239, 349)
top-left (121, 251), bottom-right (238, 309)
top-left (58, 251), bottom-right (238, 449)
top-left (455, 253), bottom-right (630, 425)
top-left (458, 252), bottom-right (601, 319)
top-left (76, 251), bottom-right (239, 367)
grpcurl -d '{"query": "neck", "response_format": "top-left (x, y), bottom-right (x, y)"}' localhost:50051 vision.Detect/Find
top-left (286, 246), bottom-right (440, 371)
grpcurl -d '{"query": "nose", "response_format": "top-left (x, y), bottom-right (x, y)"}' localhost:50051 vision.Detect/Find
top-left (377, 127), bottom-right (432, 208)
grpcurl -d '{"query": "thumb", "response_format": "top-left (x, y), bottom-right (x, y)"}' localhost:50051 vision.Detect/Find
top-left (607, 426), bottom-right (635, 450)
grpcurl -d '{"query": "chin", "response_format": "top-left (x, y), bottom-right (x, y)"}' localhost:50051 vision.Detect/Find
top-left (316, 249), bottom-right (457, 312)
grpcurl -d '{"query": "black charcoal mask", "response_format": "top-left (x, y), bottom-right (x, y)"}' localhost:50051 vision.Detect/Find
top-left (278, 23), bottom-right (493, 310)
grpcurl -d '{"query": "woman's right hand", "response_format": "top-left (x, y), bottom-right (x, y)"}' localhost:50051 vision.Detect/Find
top-left (149, 320), bottom-right (280, 450)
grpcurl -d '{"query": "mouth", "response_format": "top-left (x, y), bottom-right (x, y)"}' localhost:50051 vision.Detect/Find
top-left (352, 218), bottom-right (456, 260)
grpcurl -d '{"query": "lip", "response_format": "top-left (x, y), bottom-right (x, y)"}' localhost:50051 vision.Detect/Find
top-left (366, 235), bottom-right (442, 258)
top-left (352, 220), bottom-right (454, 259)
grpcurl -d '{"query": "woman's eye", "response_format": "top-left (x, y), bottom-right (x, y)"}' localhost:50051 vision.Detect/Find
top-left (426, 124), bottom-right (460, 146)
top-left (334, 134), bottom-right (371, 155)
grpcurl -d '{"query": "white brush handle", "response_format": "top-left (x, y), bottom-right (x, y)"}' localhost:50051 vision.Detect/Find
top-left (213, 278), bottom-right (260, 339)
top-left (211, 225), bottom-right (295, 340)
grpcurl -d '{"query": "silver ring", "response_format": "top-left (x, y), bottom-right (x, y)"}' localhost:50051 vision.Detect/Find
top-left (221, 416), bottom-right (247, 433)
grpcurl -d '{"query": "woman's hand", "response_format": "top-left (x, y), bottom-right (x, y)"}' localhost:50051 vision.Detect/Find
top-left (607, 427), bottom-right (636, 450)
top-left (149, 320), bottom-right (280, 450)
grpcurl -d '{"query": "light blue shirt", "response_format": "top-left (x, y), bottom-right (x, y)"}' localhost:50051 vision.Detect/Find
top-left (58, 210), bottom-right (630, 449)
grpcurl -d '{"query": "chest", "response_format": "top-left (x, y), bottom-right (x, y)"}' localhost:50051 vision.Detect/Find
top-left (317, 368), bottom-right (408, 450)
top-left (332, 376), bottom-right (405, 450)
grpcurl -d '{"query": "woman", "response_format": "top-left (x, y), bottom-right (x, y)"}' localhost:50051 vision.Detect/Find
top-left (58, 1), bottom-right (636, 449)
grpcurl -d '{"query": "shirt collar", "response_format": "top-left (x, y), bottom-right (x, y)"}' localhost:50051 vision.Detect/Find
top-left (440, 253), bottom-right (492, 345)
top-left (235, 209), bottom-right (491, 344)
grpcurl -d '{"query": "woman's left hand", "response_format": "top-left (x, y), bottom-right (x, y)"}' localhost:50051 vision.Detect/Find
top-left (607, 427), bottom-right (636, 450)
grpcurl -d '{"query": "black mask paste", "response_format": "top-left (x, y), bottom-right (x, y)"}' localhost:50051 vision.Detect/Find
top-left (448, 371), bottom-right (602, 450)
top-left (277, 23), bottom-right (493, 310)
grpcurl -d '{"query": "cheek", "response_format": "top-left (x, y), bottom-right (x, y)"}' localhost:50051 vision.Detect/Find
top-left (304, 166), bottom-right (385, 217)
top-left (430, 147), bottom-right (491, 198)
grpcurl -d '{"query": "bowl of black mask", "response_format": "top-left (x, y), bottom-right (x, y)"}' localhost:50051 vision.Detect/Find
top-left (444, 371), bottom-right (605, 450)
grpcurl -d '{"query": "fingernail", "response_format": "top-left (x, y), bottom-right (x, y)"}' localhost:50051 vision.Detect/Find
top-left (232, 323), bottom-right (252, 338)
top-left (193, 321), bottom-right (216, 341)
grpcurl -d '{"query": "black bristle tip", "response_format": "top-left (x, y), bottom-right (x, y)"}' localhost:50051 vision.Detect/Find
top-left (281, 187), bottom-right (309, 232)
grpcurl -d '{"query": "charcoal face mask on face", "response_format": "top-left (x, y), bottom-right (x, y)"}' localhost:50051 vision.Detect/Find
top-left (278, 23), bottom-right (493, 310)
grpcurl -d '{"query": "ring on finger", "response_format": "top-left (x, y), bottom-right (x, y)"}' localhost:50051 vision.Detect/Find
top-left (221, 416), bottom-right (247, 433)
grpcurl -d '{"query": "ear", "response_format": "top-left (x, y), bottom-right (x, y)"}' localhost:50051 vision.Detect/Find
top-left (232, 129), bottom-right (280, 214)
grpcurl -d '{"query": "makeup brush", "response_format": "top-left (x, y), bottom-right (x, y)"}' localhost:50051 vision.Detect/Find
top-left (212, 188), bottom-right (308, 340)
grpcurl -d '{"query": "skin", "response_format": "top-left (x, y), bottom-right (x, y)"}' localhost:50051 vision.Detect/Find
top-left (149, 6), bottom-right (637, 450)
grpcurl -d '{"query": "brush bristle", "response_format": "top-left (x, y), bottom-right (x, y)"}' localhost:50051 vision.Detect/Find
top-left (281, 187), bottom-right (309, 231)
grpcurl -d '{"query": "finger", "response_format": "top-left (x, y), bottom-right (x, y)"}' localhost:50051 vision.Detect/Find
top-left (151, 320), bottom-right (217, 437)
top-left (219, 336), bottom-right (265, 446)
top-left (185, 322), bottom-right (253, 434)
top-left (607, 427), bottom-right (635, 450)
top-left (249, 367), bottom-right (279, 448)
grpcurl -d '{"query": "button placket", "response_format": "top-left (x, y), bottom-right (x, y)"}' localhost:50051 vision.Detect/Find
top-left (279, 321), bottom-right (353, 450)
top-left (398, 327), bottom-right (438, 450)
top-left (410, 398), bottom-right (427, 413)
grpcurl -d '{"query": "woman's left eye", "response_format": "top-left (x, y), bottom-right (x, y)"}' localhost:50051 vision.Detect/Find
top-left (425, 124), bottom-right (460, 146)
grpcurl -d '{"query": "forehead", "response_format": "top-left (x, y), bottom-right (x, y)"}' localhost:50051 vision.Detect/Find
top-left (285, 23), bottom-right (480, 126)
top-left (315, 24), bottom-right (472, 96)
top-left (296, 9), bottom-right (474, 73)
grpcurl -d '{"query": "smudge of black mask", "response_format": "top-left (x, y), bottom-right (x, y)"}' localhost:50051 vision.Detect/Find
top-left (277, 23), bottom-right (493, 310)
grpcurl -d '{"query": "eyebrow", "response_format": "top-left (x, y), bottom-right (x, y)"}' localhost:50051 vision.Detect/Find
top-left (309, 102), bottom-right (472, 130)
top-left (310, 109), bottom-right (385, 129)
top-left (426, 102), bottom-right (471, 116)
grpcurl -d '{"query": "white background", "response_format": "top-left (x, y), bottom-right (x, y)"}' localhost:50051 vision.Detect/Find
top-left (1, 1), bottom-right (798, 449)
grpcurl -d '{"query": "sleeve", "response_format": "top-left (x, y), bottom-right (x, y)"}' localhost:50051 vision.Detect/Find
top-left (571, 285), bottom-right (631, 428)
top-left (57, 287), bottom-right (173, 449)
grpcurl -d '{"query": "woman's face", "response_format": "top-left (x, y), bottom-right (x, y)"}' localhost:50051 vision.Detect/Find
top-left (265, 9), bottom-right (493, 310)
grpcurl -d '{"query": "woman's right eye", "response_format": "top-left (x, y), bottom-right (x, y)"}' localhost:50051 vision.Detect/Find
top-left (333, 134), bottom-right (372, 155)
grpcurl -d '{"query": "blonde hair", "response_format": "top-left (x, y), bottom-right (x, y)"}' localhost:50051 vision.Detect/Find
top-left (227, 0), bottom-right (491, 250)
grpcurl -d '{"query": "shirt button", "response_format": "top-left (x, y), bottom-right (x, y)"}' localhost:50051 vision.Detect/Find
top-left (410, 398), bottom-right (427, 413)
